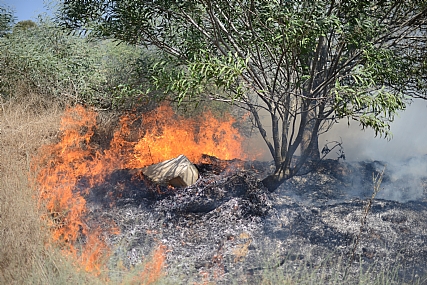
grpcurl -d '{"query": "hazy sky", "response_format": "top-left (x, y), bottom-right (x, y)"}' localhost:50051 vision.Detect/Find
top-left (1, 0), bottom-right (51, 22)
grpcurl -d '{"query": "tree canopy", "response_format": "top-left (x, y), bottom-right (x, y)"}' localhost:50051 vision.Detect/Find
top-left (0, 5), bottom-right (14, 36)
top-left (13, 20), bottom-right (37, 32)
top-left (59, 0), bottom-right (427, 190)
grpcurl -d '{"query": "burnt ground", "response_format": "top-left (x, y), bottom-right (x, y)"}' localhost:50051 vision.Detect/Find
top-left (82, 156), bottom-right (427, 284)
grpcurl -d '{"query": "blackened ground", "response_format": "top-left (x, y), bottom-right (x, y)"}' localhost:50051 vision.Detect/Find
top-left (82, 158), bottom-right (427, 284)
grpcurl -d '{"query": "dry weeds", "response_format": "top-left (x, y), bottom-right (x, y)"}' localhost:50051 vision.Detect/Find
top-left (0, 94), bottom-right (57, 281)
top-left (1, 93), bottom-right (421, 285)
top-left (0, 94), bottom-right (169, 285)
top-left (0, 94), bottom-right (103, 284)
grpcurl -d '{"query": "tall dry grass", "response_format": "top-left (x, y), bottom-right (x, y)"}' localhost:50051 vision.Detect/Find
top-left (0, 94), bottom-right (169, 285)
top-left (0, 94), bottom-right (103, 284)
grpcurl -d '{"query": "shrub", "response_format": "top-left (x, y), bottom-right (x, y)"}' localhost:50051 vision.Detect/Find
top-left (0, 19), bottom-right (147, 109)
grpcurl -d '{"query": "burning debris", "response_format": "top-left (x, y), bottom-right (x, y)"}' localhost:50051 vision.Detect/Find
top-left (31, 104), bottom-right (427, 283)
top-left (87, 157), bottom-right (427, 284)
top-left (31, 103), bottom-right (255, 275)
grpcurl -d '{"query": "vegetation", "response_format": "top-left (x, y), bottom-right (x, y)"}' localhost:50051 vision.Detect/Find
top-left (0, 19), bottom-right (148, 109)
top-left (1, 2), bottom-right (427, 284)
top-left (0, 6), bottom-right (159, 283)
top-left (0, 4), bottom-right (14, 36)
top-left (59, 0), bottom-right (427, 190)
top-left (0, 96), bottom-right (104, 284)
top-left (0, 94), bottom-right (422, 285)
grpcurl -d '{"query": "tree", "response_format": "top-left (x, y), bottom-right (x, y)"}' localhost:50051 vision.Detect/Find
top-left (0, 5), bottom-right (14, 37)
top-left (13, 20), bottom-right (37, 32)
top-left (59, 0), bottom-right (427, 190)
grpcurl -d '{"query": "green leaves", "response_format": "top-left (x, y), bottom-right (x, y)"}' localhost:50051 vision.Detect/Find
top-left (1, 21), bottom-right (99, 101)
top-left (150, 51), bottom-right (247, 104)
top-left (57, 0), bottom-right (427, 179)
top-left (0, 5), bottom-right (14, 37)
top-left (333, 67), bottom-right (406, 138)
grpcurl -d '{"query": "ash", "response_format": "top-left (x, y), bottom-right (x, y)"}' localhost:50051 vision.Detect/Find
top-left (83, 157), bottom-right (427, 284)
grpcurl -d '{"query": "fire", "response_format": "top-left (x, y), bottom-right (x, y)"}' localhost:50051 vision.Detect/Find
top-left (32, 105), bottom-right (115, 274)
top-left (129, 104), bottom-right (246, 168)
top-left (32, 103), bottom-right (250, 274)
top-left (132, 244), bottom-right (167, 285)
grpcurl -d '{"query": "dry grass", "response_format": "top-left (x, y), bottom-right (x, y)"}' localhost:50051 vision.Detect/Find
top-left (0, 94), bottom-right (168, 285)
top-left (1, 93), bottom-right (423, 285)
top-left (0, 94), bottom-right (103, 284)
top-left (0, 94), bottom-right (58, 282)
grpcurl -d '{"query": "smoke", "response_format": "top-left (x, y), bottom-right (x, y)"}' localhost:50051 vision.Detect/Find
top-left (246, 99), bottom-right (427, 162)
top-left (320, 99), bottom-right (427, 162)
top-left (374, 156), bottom-right (427, 202)
top-left (243, 99), bottom-right (427, 202)
top-left (321, 99), bottom-right (427, 202)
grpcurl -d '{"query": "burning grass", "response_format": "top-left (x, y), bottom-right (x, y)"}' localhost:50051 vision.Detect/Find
top-left (0, 96), bottom-right (172, 283)
top-left (30, 102), bottom-right (249, 272)
top-left (0, 95), bottom-right (103, 284)
top-left (133, 244), bottom-right (167, 285)
top-left (2, 95), bottom-right (424, 284)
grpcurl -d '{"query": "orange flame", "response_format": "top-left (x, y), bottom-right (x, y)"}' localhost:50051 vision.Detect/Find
top-left (32, 103), bottom-right (251, 274)
top-left (128, 104), bottom-right (246, 168)
top-left (129, 244), bottom-right (167, 285)
top-left (32, 105), bottom-right (114, 274)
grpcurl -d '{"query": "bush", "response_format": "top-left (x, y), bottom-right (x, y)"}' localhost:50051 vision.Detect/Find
top-left (0, 19), bottom-right (148, 109)
top-left (0, 4), bottom-right (14, 36)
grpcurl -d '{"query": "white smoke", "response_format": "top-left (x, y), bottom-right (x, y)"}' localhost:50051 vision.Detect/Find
top-left (366, 157), bottom-right (427, 202)
top-left (320, 99), bottom-right (427, 162)
top-left (321, 99), bottom-right (427, 202)
top-left (245, 99), bottom-right (427, 202)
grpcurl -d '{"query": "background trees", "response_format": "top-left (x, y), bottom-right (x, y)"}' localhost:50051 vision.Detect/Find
top-left (0, 18), bottom-right (149, 109)
top-left (0, 5), bottom-right (14, 36)
top-left (58, 1), bottom-right (427, 189)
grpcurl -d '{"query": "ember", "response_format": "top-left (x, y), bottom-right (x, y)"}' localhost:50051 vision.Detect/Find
top-left (31, 103), bottom-right (252, 274)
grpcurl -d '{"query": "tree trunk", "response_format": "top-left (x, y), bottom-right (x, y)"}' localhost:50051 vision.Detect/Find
top-left (300, 123), bottom-right (320, 162)
top-left (300, 108), bottom-right (320, 162)
top-left (262, 172), bottom-right (286, 192)
top-left (262, 107), bottom-right (321, 192)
